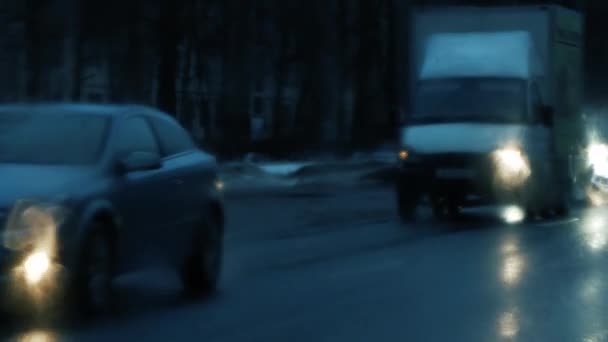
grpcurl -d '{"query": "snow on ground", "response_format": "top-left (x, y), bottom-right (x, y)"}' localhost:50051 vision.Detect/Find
top-left (257, 162), bottom-right (313, 176)
top-left (219, 157), bottom-right (396, 193)
top-left (217, 146), bottom-right (400, 194)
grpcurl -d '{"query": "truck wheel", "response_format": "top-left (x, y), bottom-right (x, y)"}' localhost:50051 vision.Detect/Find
top-left (397, 192), bottom-right (418, 222)
top-left (396, 180), bottom-right (419, 223)
top-left (524, 208), bottom-right (538, 221)
top-left (431, 195), bottom-right (459, 221)
top-left (433, 203), bottom-right (460, 221)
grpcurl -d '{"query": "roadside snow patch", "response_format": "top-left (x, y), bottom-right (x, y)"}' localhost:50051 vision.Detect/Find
top-left (257, 162), bottom-right (313, 176)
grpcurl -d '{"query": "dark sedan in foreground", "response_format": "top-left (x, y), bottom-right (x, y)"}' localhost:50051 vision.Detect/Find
top-left (0, 103), bottom-right (224, 317)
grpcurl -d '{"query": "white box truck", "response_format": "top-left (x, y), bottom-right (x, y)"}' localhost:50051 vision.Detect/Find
top-left (396, 5), bottom-right (585, 221)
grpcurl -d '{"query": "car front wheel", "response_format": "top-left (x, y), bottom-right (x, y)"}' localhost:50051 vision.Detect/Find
top-left (69, 224), bottom-right (116, 318)
top-left (181, 213), bottom-right (223, 298)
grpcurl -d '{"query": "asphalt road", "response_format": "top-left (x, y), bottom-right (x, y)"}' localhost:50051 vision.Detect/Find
top-left (2, 185), bottom-right (608, 341)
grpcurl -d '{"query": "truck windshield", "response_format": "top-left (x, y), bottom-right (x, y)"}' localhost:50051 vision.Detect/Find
top-left (411, 78), bottom-right (527, 124)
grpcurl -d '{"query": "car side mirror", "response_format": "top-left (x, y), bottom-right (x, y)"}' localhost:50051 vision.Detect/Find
top-left (539, 105), bottom-right (554, 127)
top-left (118, 151), bottom-right (162, 174)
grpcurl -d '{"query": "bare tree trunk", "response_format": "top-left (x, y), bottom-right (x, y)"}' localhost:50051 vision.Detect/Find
top-left (196, 58), bottom-right (211, 143)
top-left (71, 39), bottom-right (83, 101)
top-left (218, 0), bottom-right (253, 156)
top-left (24, 0), bottom-right (44, 100)
top-left (293, 0), bottom-right (325, 151)
top-left (352, 0), bottom-right (376, 149)
top-left (336, 0), bottom-right (348, 153)
top-left (386, 0), bottom-right (398, 141)
top-left (70, 0), bottom-right (83, 101)
top-left (157, 0), bottom-right (180, 115)
top-left (180, 37), bottom-right (194, 130)
top-left (124, 0), bottom-right (146, 103)
top-left (272, 1), bottom-right (290, 140)
top-left (188, 0), bottom-right (217, 144)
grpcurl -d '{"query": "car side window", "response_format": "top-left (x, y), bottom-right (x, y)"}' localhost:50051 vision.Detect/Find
top-left (114, 117), bottom-right (159, 157)
top-left (150, 117), bottom-right (195, 157)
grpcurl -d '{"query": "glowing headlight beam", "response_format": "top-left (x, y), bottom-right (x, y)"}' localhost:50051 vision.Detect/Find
top-left (502, 205), bottom-right (525, 224)
top-left (587, 143), bottom-right (608, 177)
top-left (494, 149), bottom-right (528, 172)
top-left (492, 148), bottom-right (531, 186)
top-left (23, 251), bottom-right (50, 285)
top-left (587, 143), bottom-right (608, 166)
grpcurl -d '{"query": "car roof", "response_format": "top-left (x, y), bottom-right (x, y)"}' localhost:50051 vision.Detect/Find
top-left (0, 102), bottom-right (173, 121)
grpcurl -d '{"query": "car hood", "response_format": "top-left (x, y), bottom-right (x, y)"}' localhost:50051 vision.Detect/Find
top-left (0, 164), bottom-right (99, 209)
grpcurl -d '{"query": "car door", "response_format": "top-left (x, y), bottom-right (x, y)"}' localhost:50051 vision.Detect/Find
top-left (149, 115), bottom-right (208, 264)
top-left (110, 115), bottom-right (174, 269)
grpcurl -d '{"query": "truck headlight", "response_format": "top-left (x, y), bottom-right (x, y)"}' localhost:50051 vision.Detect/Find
top-left (587, 143), bottom-right (608, 177)
top-left (587, 143), bottom-right (608, 165)
top-left (492, 147), bottom-right (531, 186)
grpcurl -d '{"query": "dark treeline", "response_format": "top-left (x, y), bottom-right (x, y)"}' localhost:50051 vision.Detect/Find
top-left (0, 0), bottom-right (597, 157)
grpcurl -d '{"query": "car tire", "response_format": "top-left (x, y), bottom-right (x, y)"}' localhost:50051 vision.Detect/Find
top-left (69, 223), bottom-right (117, 319)
top-left (181, 213), bottom-right (223, 298)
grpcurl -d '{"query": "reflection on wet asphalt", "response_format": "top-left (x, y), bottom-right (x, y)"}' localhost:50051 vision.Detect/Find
top-left (4, 187), bottom-right (608, 341)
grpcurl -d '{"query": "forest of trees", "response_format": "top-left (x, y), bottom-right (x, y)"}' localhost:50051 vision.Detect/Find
top-left (0, 0), bottom-right (597, 157)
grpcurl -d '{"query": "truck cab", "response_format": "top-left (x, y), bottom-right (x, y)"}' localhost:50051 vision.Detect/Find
top-left (397, 6), bottom-right (584, 222)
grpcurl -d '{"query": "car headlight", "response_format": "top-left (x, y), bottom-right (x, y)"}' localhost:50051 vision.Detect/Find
top-left (4, 201), bottom-right (64, 251)
top-left (22, 251), bottom-right (51, 285)
top-left (5, 201), bottom-right (67, 291)
top-left (492, 147), bottom-right (531, 186)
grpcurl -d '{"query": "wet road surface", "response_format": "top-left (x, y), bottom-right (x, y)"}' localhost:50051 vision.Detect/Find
top-left (3, 185), bottom-right (608, 341)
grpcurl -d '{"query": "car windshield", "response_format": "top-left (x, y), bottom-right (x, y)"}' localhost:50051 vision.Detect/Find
top-left (411, 78), bottom-right (527, 124)
top-left (0, 112), bottom-right (109, 165)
